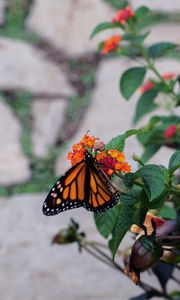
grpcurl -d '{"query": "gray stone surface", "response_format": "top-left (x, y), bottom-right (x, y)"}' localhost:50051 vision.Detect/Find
top-left (26, 0), bottom-right (115, 56)
top-left (0, 37), bottom-right (74, 95)
top-left (133, 0), bottom-right (180, 12)
top-left (0, 97), bottom-right (30, 186)
top-left (32, 98), bottom-right (67, 157)
top-left (0, 193), bottom-right (178, 300)
top-left (0, 0), bottom-right (7, 26)
top-left (147, 24), bottom-right (180, 45)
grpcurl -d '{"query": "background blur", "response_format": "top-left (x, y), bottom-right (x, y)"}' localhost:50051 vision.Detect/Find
top-left (0, 1), bottom-right (179, 299)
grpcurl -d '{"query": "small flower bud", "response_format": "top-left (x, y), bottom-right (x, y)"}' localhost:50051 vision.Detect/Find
top-left (125, 234), bottom-right (163, 284)
top-left (130, 235), bottom-right (163, 271)
top-left (52, 228), bottom-right (78, 245)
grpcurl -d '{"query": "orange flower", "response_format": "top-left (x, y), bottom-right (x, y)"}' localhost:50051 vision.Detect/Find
top-left (96, 151), bottom-right (107, 161)
top-left (101, 35), bottom-right (122, 55)
top-left (108, 150), bottom-right (125, 162)
top-left (114, 162), bottom-right (123, 171)
top-left (72, 142), bottom-right (83, 152)
top-left (80, 134), bottom-right (98, 148)
top-left (66, 134), bottom-right (131, 176)
top-left (67, 151), bottom-right (73, 159)
top-left (71, 149), bottom-right (85, 166)
top-left (120, 162), bottom-right (131, 173)
top-left (112, 6), bottom-right (134, 24)
top-left (139, 81), bottom-right (154, 94)
top-left (107, 169), bottom-right (114, 176)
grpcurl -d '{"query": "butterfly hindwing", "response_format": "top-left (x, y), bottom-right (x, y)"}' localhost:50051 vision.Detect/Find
top-left (83, 152), bottom-right (120, 212)
top-left (42, 151), bottom-right (120, 215)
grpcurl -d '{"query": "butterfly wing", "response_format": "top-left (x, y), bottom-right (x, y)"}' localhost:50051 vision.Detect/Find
top-left (43, 159), bottom-right (88, 216)
top-left (83, 154), bottom-right (120, 212)
top-left (42, 151), bottom-right (120, 216)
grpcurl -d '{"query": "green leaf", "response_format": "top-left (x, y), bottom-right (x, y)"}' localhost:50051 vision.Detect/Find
top-left (135, 6), bottom-right (153, 29)
top-left (105, 129), bottom-right (145, 151)
top-left (123, 173), bottom-right (134, 187)
top-left (141, 144), bottom-right (161, 163)
top-left (136, 6), bottom-right (151, 20)
top-left (133, 89), bottom-right (158, 124)
top-left (109, 204), bottom-right (133, 259)
top-left (105, 134), bottom-right (125, 151)
top-left (94, 205), bottom-right (121, 239)
top-left (90, 22), bottom-right (121, 39)
top-left (148, 42), bottom-right (177, 58)
top-left (168, 151), bottom-right (180, 175)
top-left (133, 203), bottom-right (147, 226)
top-left (122, 32), bottom-right (150, 44)
top-left (135, 165), bottom-right (165, 201)
top-left (120, 67), bottom-right (146, 100)
top-left (158, 206), bottom-right (177, 220)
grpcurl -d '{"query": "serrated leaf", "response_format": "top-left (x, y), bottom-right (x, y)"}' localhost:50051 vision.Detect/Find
top-left (109, 205), bottom-right (133, 259)
top-left (90, 22), bottom-right (121, 39)
top-left (105, 129), bottom-right (145, 152)
top-left (120, 67), bottom-right (146, 100)
top-left (135, 165), bottom-right (165, 201)
top-left (148, 42), bottom-right (177, 58)
top-left (105, 134), bottom-right (126, 151)
top-left (168, 151), bottom-right (180, 175)
top-left (133, 89), bottom-right (158, 124)
top-left (94, 205), bottom-right (121, 239)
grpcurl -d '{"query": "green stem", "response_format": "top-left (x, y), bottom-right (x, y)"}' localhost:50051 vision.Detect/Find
top-left (81, 241), bottom-right (172, 299)
top-left (137, 44), bottom-right (178, 103)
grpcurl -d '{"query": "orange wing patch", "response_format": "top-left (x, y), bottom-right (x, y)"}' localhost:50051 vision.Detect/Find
top-left (89, 169), bottom-right (112, 208)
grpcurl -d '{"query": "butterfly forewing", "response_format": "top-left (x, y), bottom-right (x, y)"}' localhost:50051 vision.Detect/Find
top-left (42, 151), bottom-right (120, 215)
top-left (43, 160), bottom-right (87, 216)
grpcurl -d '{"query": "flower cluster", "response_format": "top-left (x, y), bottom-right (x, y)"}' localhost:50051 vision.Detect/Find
top-left (96, 149), bottom-right (131, 176)
top-left (67, 134), bottom-right (131, 176)
top-left (67, 134), bottom-right (98, 166)
top-left (112, 6), bottom-right (134, 24)
top-left (140, 72), bottom-right (176, 94)
top-left (101, 35), bottom-right (121, 55)
top-left (164, 124), bottom-right (177, 139)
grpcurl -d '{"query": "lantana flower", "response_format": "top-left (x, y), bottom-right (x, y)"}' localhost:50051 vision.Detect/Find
top-left (140, 72), bottom-right (176, 94)
top-left (112, 6), bottom-right (134, 24)
top-left (67, 133), bottom-right (131, 176)
top-left (101, 35), bottom-right (122, 55)
top-left (164, 125), bottom-right (177, 139)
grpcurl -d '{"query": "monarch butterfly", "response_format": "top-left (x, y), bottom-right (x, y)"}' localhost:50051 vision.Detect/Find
top-left (42, 150), bottom-right (120, 215)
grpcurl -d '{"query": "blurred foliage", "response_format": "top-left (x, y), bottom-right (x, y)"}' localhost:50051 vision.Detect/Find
top-left (105, 0), bottom-right (129, 9)
top-left (5, 91), bottom-right (32, 157)
top-left (0, 0), bottom-right (39, 42)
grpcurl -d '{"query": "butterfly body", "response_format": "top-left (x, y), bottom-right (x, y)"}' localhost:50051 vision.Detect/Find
top-left (43, 150), bottom-right (120, 216)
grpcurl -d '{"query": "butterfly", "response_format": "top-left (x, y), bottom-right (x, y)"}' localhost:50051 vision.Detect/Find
top-left (42, 150), bottom-right (120, 215)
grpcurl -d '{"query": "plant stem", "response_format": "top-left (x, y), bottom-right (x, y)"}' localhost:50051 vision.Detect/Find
top-left (170, 185), bottom-right (180, 196)
top-left (81, 240), bottom-right (172, 299)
